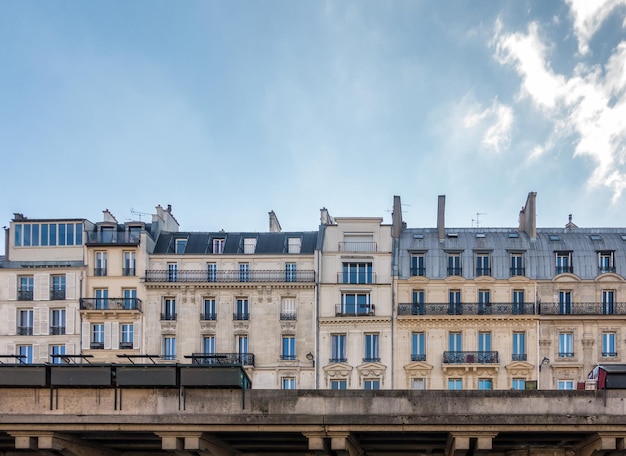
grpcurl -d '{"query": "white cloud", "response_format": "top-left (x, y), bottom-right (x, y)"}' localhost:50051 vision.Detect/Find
top-left (565, 0), bottom-right (626, 55)
top-left (493, 7), bottom-right (626, 202)
top-left (463, 98), bottom-right (514, 153)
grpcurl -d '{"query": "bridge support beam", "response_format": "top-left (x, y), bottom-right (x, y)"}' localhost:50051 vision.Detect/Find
top-left (329, 432), bottom-right (363, 456)
top-left (159, 432), bottom-right (240, 455)
top-left (573, 432), bottom-right (626, 456)
top-left (447, 432), bottom-right (497, 456)
top-left (9, 431), bottom-right (118, 456)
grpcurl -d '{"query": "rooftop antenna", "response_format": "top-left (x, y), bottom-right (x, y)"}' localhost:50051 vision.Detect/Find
top-left (472, 212), bottom-right (486, 229)
top-left (130, 208), bottom-right (151, 222)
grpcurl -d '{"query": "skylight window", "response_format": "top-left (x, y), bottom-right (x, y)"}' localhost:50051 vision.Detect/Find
top-left (549, 235), bottom-right (561, 241)
top-left (508, 233), bottom-right (519, 238)
top-left (447, 233), bottom-right (458, 238)
top-left (413, 234), bottom-right (424, 239)
top-left (476, 233), bottom-right (486, 238)
top-left (590, 234), bottom-right (602, 241)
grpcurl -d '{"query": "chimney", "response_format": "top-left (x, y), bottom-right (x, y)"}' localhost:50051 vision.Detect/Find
top-left (437, 195), bottom-right (446, 241)
top-left (102, 209), bottom-right (118, 223)
top-left (269, 210), bottom-right (282, 232)
top-left (320, 208), bottom-right (335, 225)
top-left (392, 195), bottom-right (403, 239)
top-left (518, 192), bottom-right (537, 239)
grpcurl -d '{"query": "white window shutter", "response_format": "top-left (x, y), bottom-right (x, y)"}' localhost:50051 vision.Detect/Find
top-left (33, 307), bottom-right (47, 336)
top-left (81, 321), bottom-right (90, 349)
top-left (66, 273), bottom-right (76, 300)
top-left (133, 321), bottom-right (142, 349)
top-left (66, 343), bottom-right (75, 355)
top-left (33, 344), bottom-right (41, 363)
top-left (66, 307), bottom-right (75, 334)
top-left (111, 322), bottom-right (120, 349)
top-left (104, 321), bottom-right (112, 349)
top-left (8, 273), bottom-right (17, 300)
top-left (34, 274), bottom-right (49, 301)
top-left (6, 344), bottom-right (16, 361)
top-left (7, 307), bottom-right (16, 336)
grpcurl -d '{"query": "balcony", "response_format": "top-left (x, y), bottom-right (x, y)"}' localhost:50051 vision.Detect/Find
top-left (233, 313), bottom-right (249, 321)
top-left (280, 354), bottom-right (297, 361)
top-left (539, 302), bottom-right (626, 315)
top-left (363, 357), bottom-right (380, 363)
top-left (200, 313), bottom-right (217, 321)
top-left (599, 266), bottom-right (616, 274)
top-left (411, 354), bottom-right (426, 362)
top-left (90, 342), bottom-right (104, 350)
top-left (443, 351), bottom-right (499, 364)
top-left (119, 342), bottom-right (134, 349)
top-left (80, 298), bottom-right (142, 311)
top-left (145, 269), bottom-right (315, 283)
top-left (160, 313), bottom-right (177, 321)
top-left (94, 268), bottom-right (107, 277)
top-left (602, 352), bottom-right (618, 357)
top-left (49, 326), bottom-right (66, 335)
top-left (123, 268), bottom-right (136, 277)
top-left (85, 232), bottom-right (140, 246)
top-left (555, 266), bottom-right (574, 275)
top-left (338, 242), bottom-right (377, 252)
top-left (335, 304), bottom-right (376, 317)
top-left (189, 352), bottom-right (255, 366)
top-left (510, 267), bottom-right (526, 276)
top-left (447, 267), bottom-right (462, 276)
top-left (475, 268), bottom-right (491, 277)
top-left (512, 353), bottom-right (527, 362)
top-left (337, 272), bottom-right (376, 284)
top-left (280, 311), bottom-right (297, 320)
top-left (17, 326), bottom-right (33, 336)
top-left (411, 267), bottom-right (426, 277)
top-left (49, 288), bottom-right (66, 300)
top-left (329, 357), bottom-right (347, 363)
top-left (558, 352), bottom-right (574, 358)
top-left (17, 290), bottom-right (33, 301)
top-left (398, 302), bottom-right (537, 316)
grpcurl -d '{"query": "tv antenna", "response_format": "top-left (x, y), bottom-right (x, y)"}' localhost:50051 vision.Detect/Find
top-left (130, 208), bottom-right (150, 221)
top-left (472, 212), bottom-right (486, 229)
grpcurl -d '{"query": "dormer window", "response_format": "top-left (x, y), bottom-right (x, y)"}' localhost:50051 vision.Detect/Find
top-left (287, 237), bottom-right (301, 254)
top-left (101, 226), bottom-right (115, 243)
top-left (175, 238), bottom-right (187, 254)
top-left (243, 237), bottom-right (257, 254)
top-left (555, 251), bottom-right (573, 274)
top-left (598, 251), bottom-right (615, 274)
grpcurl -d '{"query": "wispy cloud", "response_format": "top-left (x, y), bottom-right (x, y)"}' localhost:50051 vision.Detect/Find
top-left (565, 0), bottom-right (626, 55)
top-left (493, 6), bottom-right (626, 202)
top-left (463, 98), bottom-right (514, 153)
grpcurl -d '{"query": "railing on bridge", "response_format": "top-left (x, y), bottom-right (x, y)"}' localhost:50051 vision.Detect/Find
top-left (145, 269), bottom-right (315, 283)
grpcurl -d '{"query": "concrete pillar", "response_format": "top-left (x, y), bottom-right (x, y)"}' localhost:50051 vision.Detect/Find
top-left (10, 431), bottom-right (118, 456)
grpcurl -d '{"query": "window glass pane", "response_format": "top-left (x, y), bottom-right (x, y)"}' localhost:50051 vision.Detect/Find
top-left (75, 223), bottom-right (83, 244)
top-left (23, 224), bottom-right (31, 246)
top-left (41, 224), bottom-right (48, 246)
top-left (49, 224), bottom-right (57, 245)
top-left (14, 224), bottom-right (22, 246)
top-left (58, 224), bottom-right (66, 246)
top-left (31, 224), bottom-right (39, 246)
top-left (66, 223), bottom-right (74, 245)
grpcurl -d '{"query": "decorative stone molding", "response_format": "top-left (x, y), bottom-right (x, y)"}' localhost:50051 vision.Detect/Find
top-left (403, 361), bottom-right (433, 378)
top-left (200, 321), bottom-right (217, 333)
top-left (504, 361), bottom-right (534, 377)
top-left (280, 321), bottom-right (297, 332)
top-left (323, 363), bottom-right (353, 387)
top-left (356, 361), bottom-right (387, 386)
top-left (160, 322), bottom-right (177, 334)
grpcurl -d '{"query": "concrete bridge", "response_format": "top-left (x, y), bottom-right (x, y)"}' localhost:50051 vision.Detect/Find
top-left (1, 388), bottom-right (626, 455)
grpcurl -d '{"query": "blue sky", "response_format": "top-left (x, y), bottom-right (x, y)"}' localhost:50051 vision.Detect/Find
top-left (1, 0), bottom-right (626, 252)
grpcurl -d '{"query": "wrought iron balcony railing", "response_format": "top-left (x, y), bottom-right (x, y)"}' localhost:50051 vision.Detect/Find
top-left (93, 268), bottom-right (107, 277)
top-left (80, 298), bottom-right (142, 311)
top-left (510, 267), bottom-right (526, 276)
top-left (443, 351), bottom-right (499, 364)
top-left (233, 313), bottom-right (249, 321)
top-left (329, 357), bottom-right (347, 363)
top-left (411, 354), bottom-right (426, 362)
top-left (337, 272), bottom-right (377, 284)
top-left (17, 326), bottom-right (33, 336)
top-left (90, 342), bottom-right (104, 350)
top-left (602, 352), bottom-right (618, 357)
top-left (363, 357), bottom-right (380, 363)
top-left (123, 268), bottom-right (136, 277)
top-left (17, 290), bottom-right (33, 301)
top-left (280, 354), bottom-right (297, 361)
top-left (119, 342), bottom-right (134, 349)
top-left (160, 313), bottom-right (177, 321)
top-left (539, 302), bottom-right (626, 315)
top-left (555, 266), bottom-right (574, 274)
top-left (410, 267), bottom-right (426, 277)
top-left (49, 288), bottom-right (66, 300)
top-left (280, 311), bottom-right (297, 320)
top-left (49, 326), bottom-right (65, 335)
top-left (599, 266), bottom-right (616, 274)
top-left (447, 267), bottom-right (462, 276)
top-left (145, 269), bottom-right (315, 283)
top-left (335, 304), bottom-right (376, 317)
top-left (85, 232), bottom-right (140, 245)
top-left (200, 313), bottom-right (217, 321)
top-left (398, 302), bottom-right (537, 316)
top-left (511, 353), bottom-right (527, 361)
top-left (190, 352), bottom-right (255, 366)
top-left (475, 267), bottom-right (491, 277)
top-left (338, 242), bottom-right (377, 252)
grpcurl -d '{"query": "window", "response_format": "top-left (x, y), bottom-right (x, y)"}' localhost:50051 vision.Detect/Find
top-left (340, 293), bottom-right (372, 316)
top-left (331, 380), bottom-right (347, 390)
top-left (602, 332), bottom-right (617, 357)
top-left (331, 334), bottom-right (346, 363)
top-left (95, 289), bottom-right (109, 310)
top-left (175, 238), bottom-right (187, 254)
top-left (447, 253), bottom-right (462, 276)
top-left (163, 336), bottom-right (176, 360)
top-left (162, 298), bottom-right (176, 320)
top-left (559, 291), bottom-right (572, 314)
top-left (512, 290), bottom-right (526, 314)
top-left (18, 309), bottom-right (33, 335)
top-left (18, 276), bottom-right (34, 301)
top-left (603, 290), bottom-right (615, 315)
top-left (478, 378), bottom-right (492, 390)
top-left (475, 253), bottom-right (490, 276)
top-left (123, 251), bottom-right (136, 276)
top-left (17, 345), bottom-right (33, 364)
top-left (203, 336), bottom-right (215, 355)
top-left (448, 378), bottom-right (463, 390)
top-left (510, 253), bottom-right (525, 276)
top-left (341, 234), bottom-right (375, 252)
top-left (411, 253), bottom-right (425, 276)
top-left (285, 263), bottom-right (297, 282)
top-left (207, 263), bottom-right (218, 282)
top-left (167, 263), bottom-right (178, 282)
top-left (364, 334), bottom-right (379, 362)
top-left (237, 335), bottom-right (249, 364)
top-left (212, 238), bottom-right (225, 254)
top-left (448, 290), bottom-right (461, 315)
top-left (128, 226), bottom-right (141, 242)
top-left (558, 380), bottom-right (574, 390)
top-left (235, 298), bottom-right (249, 320)
top-left (50, 309), bottom-right (66, 335)
top-left (364, 379), bottom-right (380, 390)
top-left (478, 290), bottom-right (491, 315)
top-left (512, 378), bottom-right (525, 390)
top-left (243, 237), bottom-right (257, 254)
top-left (448, 332), bottom-right (463, 363)
top-left (559, 332), bottom-right (574, 358)
top-left (122, 289), bottom-right (137, 310)
top-left (100, 226), bottom-right (114, 243)
top-left (412, 290), bottom-right (425, 315)
top-left (411, 378), bottom-right (426, 390)
top-left (95, 252), bottom-right (107, 276)
top-left (202, 299), bottom-right (216, 320)
top-left (512, 332), bottom-right (526, 361)
top-left (14, 222), bottom-right (82, 247)
top-left (280, 298), bottom-right (296, 320)
top-left (342, 263), bottom-right (372, 284)
top-left (120, 324), bottom-right (134, 349)
top-left (478, 331), bottom-right (491, 353)
top-left (239, 263), bottom-right (250, 282)
top-left (288, 237), bottom-right (301, 254)
top-left (91, 324), bottom-right (104, 349)
top-left (282, 377), bottom-right (296, 389)
top-left (50, 275), bottom-right (66, 300)
top-left (556, 251), bottom-right (572, 274)
top-left (282, 336), bottom-right (296, 360)
top-left (411, 332), bottom-right (426, 361)
top-left (598, 251), bottom-right (615, 274)
top-left (50, 345), bottom-right (65, 364)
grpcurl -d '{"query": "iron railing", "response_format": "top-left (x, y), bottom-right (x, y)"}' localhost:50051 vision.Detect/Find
top-left (160, 313), bottom-right (177, 321)
top-left (511, 353), bottom-right (527, 361)
top-left (510, 267), bottom-right (526, 276)
top-left (447, 267), bottom-right (462, 276)
top-left (17, 326), bottom-right (33, 336)
top-left (335, 304), bottom-right (376, 317)
top-left (411, 267), bottom-right (426, 277)
top-left (363, 357), bottom-right (380, 363)
top-left (90, 342), bottom-right (104, 349)
top-left (398, 302), bottom-right (537, 316)
top-left (49, 289), bottom-right (66, 300)
top-left (119, 342), bottom-right (134, 349)
top-left (540, 302), bottom-right (626, 315)
top-left (145, 269), bottom-right (315, 283)
top-left (475, 267), bottom-right (491, 277)
top-left (85, 232), bottom-right (140, 245)
top-left (329, 357), bottom-right (347, 363)
top-left (17, 290), bottom-right (33, 301)
top-left (94, 268), bottom-right (107, 277)
top-left (338, 242), bottom-right (377, 252)
top-left (411, 354), bottom-right (426, 362)
top-left (200, 313), bottom-right (217, 321)
top-left (49, 326), bottom-right (65, 335)
top-left (123, 268), bottom-right (136, 276)
top-left (443, 351), bottom-right (499, 364)
top-left (233, 313), bottom-right (249, 321)
top-left (556, 266), bottom-right (574, 274)
top-left (190, 352), bottom-right (255, 366)
top-left (280, 311), bottom-right (297, 320)
top-left (599, 266), bottom-right (616, 274)
top-left (80, 298), bottom-right (142, 311)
